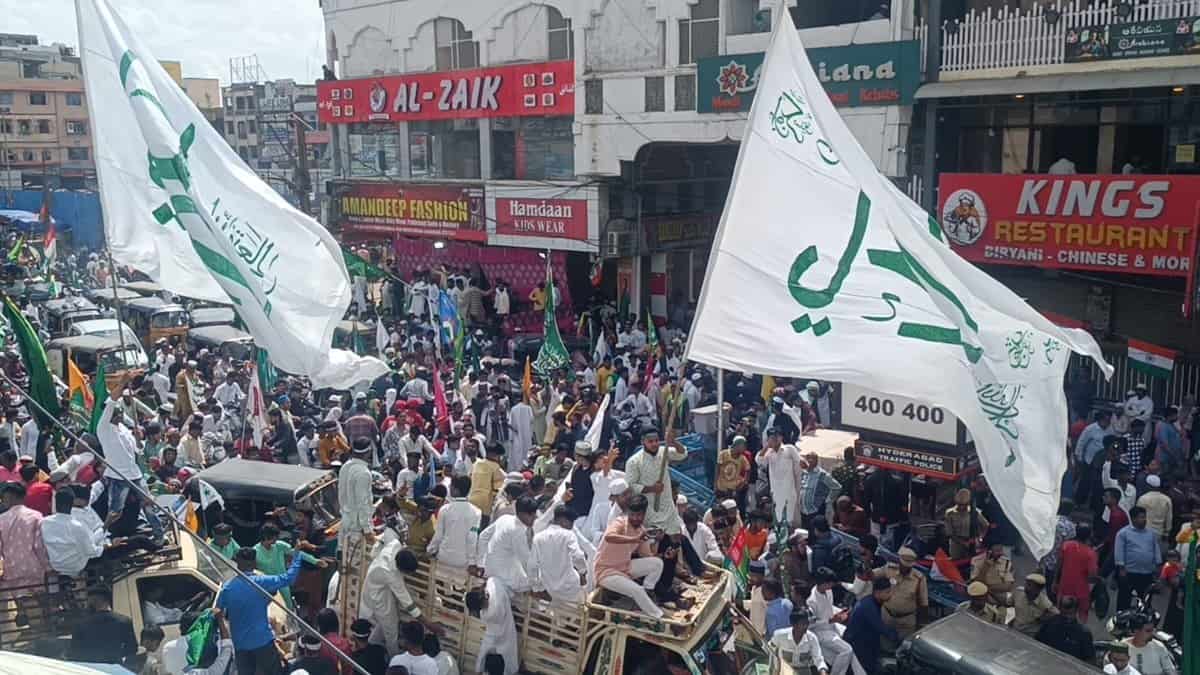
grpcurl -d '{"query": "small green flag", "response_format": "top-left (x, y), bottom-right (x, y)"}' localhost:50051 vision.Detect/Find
top-left (88, 361), bottom-right (109, 434)
top-left (341, 246), bottom-right (389, 281)
top-left (6, 236), bottom-right (24, 263)
top-left (646, 308), bottom-right (659, 351)
top-left (533, 265), bottom-right (570, 374)
top-left (185, 609), bottom-right (217, 667)
top-left (256, 348), bottom-right (277, 392)
top-left (3, 297), bottom-right (61, 427)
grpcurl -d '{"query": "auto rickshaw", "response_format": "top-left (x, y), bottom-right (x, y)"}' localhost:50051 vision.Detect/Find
top-left (83, 286), bottom-right (142, 306)
top-left (43, 296), bottom-right (102, 337)
top-left (189, 305), bottom-right (237, 328)
top-left (124, 296), bottom-right (190, 345)
top-left (45, 334), bottom-right (147, 388)
top-left (193, 459), bottom-right (339, 546)
top-left (187, 324), bottom-right (254, 362)
top-left (892, 612), bottom-right (1103, 674)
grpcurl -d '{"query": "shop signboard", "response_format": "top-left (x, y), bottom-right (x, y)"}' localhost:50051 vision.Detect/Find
top-left (938, 173), bottom-right (1200, 278)
top-left (335, 181), bottom-right (485, 242)
top-left (1065, 17), bottom-right (1200, 62)
top-left (696, 40), bottom-right (921, 113)
top-left (643, 212), bottom-right (720, 251)
top-left (317, 60), bottom-right (575, 124)
top-left (494, 197), bottom-right (589, 241)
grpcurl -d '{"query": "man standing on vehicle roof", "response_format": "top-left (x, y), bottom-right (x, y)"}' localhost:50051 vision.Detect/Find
top-left (623, 426), bottom-right (702, 605)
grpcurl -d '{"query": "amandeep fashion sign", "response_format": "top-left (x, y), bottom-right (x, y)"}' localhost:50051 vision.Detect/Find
top-left (336, 182), bottom-right (486, 242)
top-left (494, 197), bottom-right (588, 241)
top-left (696, 41), bottom-right (921, 113)
top-left (938, 173), bottom-right (1200, 277)
top-left (317, 61), bottom-right (575, 124)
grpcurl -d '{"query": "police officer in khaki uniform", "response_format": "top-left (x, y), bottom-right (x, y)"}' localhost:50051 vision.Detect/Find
top-left (958, 581), bottom-right (1005, 624)
top-left (968, 542), bottom-right (1015, 606)
top-left (1010, 572), bottom-right (1058, 637)
top-left (873, 546), bottom-right (928, 639)
top-left (943, 488), bottom-right (989, 560)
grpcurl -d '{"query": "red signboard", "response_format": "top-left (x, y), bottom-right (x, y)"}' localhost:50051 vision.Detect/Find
top-left (494, 197), bottom-right (588, 241)
top-left (336, 182), bottom-right (486, 242)
top-left (938, 173), bottom-right (1200, 278)
top-left (317, 61), bottom-right (575, 124)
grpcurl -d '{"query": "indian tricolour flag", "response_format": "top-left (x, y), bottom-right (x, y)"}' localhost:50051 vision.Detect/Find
top-left (1128, 339), bottom-right (1176, 380)
top-left (723, 527), bottom-right (751, 599)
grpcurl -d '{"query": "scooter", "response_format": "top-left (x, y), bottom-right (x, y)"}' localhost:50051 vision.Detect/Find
top-left (1096, 588), bottom-right (1183, 667)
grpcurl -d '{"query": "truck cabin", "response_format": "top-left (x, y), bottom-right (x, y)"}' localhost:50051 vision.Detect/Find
top-left (194, 459), bottom-right (340, 547)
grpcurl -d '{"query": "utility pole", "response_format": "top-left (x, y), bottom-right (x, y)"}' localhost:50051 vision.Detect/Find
top-left (294, 115), bottom-right (312, 216)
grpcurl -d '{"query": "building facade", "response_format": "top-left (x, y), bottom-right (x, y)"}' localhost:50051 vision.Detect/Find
top-left (321, 0), bottom-right (919, 323)
top-left (915, 0), bottom-right (1200, 390)
top-left (0, 33), bottom-right (94, 191)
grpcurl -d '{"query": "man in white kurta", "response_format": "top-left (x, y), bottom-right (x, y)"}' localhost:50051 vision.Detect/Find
top-left (507, 398), bottom-right (535, 472)
top-left (807, 570), bottom-right (866, 675)
top-left (1124, 385), bottom-right (1155, 443)
top-left (478, 498), bottom-right (537, 593)
top-left (757, 429), bottom-right (805, 526)
top-left (429, 475), bottom-right (481, 569)
top-left (531, 506), bottom-right (589, 605)
top-left (338, 441), bottom-right (375, 553)
top-left (623, 429), bottom-right (688, 536)
top-left (474, 577), bottom-right (520, 675)
top-left (360, 540), bottom-right (422, 655)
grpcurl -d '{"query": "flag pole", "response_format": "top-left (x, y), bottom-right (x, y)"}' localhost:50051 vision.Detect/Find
top-left (104, 248), bottom-right (130, 360)
top-left (716, 368), bottom-right (725, 479)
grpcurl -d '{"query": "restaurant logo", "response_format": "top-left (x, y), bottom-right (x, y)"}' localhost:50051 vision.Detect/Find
top-left (369, 83), bottom-right (388, 114)
top-left (941, 188), bottom-right (988, 246)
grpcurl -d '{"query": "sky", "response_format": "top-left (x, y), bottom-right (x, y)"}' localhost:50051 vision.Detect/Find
top-left (0, 0), bottom-right (326, 83)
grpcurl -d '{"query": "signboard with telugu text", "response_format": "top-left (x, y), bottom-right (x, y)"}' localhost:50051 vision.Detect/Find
top-left (1065, 17), bottom-right (1200, 62)
top-left (938, 173), bottom-right (1200, 278)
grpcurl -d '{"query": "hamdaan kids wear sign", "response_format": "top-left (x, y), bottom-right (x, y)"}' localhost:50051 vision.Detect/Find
top-left (696, 40), bottom-right (921, 113)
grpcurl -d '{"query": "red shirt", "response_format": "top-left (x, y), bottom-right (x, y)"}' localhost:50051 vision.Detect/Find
top-left (24, 481), bottom-right (53, 515)
top-left (1105, 506), bottom-right (1129, 552)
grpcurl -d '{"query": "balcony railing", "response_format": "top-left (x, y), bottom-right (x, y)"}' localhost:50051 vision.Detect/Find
top-left (919, 0), bottom-right (1200, 75)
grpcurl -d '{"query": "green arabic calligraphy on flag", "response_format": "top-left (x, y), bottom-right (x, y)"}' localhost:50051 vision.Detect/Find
top-left (76, 0), bottom-right (386, 388)
top-left (684, 17), bottom-right (1112, 559)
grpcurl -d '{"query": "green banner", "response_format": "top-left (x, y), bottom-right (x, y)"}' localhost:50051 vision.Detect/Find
top-left (696, 40), bottom-right (922, 113)
top-left (1066, 17), bottom-right (1200, 62)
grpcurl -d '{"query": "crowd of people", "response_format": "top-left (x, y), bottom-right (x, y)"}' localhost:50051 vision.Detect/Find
top-left (0, 246), bottom-right (1195, 675)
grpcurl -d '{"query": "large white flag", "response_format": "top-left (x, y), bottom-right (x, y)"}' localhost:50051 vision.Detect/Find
top-left (685, 19), bottom-right (1111, 558)
top-left (76, 0), bottom-right (388, 388)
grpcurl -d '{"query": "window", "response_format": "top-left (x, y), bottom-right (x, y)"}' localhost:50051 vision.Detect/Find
top-left (585, 79), bottom-right (603, 115)
top-left (226, 122), bottom-right (235, 135)
top-left (0, 92), bottom-right (12, 105)
top-left (408, 119), bottom-right (480, 178)
top-left (235, 97), bottom-right (246, 111)
top-left (434, 18), bottom-right (479, 70)
top-left (644, 77), bottom-right (665, 112)
top-left (0, 119), bottom-right (10, 134)
top-left (67, 147), bottom-right (89, 160)
top-left (548, 7), bottom-right (573, 61)
top-left (4, 151), bottom-right (14, 163)
top-left (36, 119), bottom-right (51, 134)
top-left (492, 116), bottom-right (575, 180)
top-left (22, 61), bottom-right (39, 79)
top-left (65, 93), bottom-right (82, 106)
top-left (18, 120), bottom-right (31, 135)
top-left (728, 0), bottom-right (770, 35)
top-left (248, 120), bottom-right (257, 134)
top-left (66, 120), bottom-right (88, 136)
top-left (22, 150), bottom-right (34, 162)
top-left (29, 92), bottom-right (47, 106)
top-left (348, 124), bottom-right (402, 177)
top-left (675, 74), bottom-right (696, 111)
top-left (238, 147), bottom-right (248, 162)
top-left (248, 146), bottom-right (258, 158)
top-left (790, 0), bottom-right (890, 29)
top-left (237, 121), bottom-right (247, 139)
top-left (679, 0), bottom-right (719, 64)
top-left (42, 150), bottom-right (53, 161)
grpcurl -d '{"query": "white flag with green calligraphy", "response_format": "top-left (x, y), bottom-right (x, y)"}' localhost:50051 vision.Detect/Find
top-left (76, 0), bottom-right (388, 389)
top-left (685, 19), bottom-right (1112, 558)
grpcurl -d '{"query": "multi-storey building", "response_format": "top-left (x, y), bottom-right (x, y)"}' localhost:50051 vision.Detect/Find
top-left (0, 33), bottom-right (94, 190)
top-left (320, 0), bottom-right (921, 326)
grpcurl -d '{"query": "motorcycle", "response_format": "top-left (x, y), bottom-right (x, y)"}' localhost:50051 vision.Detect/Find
top-left (1095, 587), bottom-right (1183, 668)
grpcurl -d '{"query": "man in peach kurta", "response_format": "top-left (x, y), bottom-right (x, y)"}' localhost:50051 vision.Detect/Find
top-left (0, 481), bottom-right (51, 616)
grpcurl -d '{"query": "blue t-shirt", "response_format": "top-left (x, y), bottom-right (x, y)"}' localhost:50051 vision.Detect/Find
top-left (765, 598), bottom-right (794, 636)
top-left (215, 556), bottom-right (302, 650)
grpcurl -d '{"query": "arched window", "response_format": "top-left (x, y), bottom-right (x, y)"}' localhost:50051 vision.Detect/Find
top-left (434, 18), bottom-right (479, 70)
top-left (547, 6), bottom-right (573, 60)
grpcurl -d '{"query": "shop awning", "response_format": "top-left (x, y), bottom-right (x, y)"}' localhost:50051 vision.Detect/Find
top-left (915, 66), bottom-right (1200, 99)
